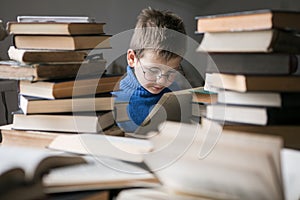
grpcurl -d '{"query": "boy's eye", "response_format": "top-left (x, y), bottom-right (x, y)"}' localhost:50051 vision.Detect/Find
top-left (148, 68), bottom-right (161, 74)
top-left (166, 70), bottom-right (176, 75)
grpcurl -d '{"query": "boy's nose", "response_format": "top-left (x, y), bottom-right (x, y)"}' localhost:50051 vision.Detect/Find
top-left (156, 74), bottom-right (168, 84)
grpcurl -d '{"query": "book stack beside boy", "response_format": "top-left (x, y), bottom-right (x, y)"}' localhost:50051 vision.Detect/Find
top-left (0, 16), bottom-right (123, 148)
top-left (194, 9), bottom-right (300, 150)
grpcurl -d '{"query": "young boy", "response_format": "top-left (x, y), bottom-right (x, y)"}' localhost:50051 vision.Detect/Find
top-left (113, 7), bottom-right (187, 133)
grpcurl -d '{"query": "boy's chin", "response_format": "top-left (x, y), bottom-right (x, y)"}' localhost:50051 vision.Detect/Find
top-left (146, 86), bottom-right (165, 94)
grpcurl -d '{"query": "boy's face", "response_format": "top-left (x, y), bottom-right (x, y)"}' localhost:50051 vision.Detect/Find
top-left (128, 49), bottom-right (182, 94)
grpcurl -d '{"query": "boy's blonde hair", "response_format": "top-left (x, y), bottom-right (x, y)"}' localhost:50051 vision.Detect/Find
top-left (130, 7), bottom-right (187, 60)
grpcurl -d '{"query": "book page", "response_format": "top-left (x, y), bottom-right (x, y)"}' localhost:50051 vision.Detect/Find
top-left (44, 156), bottom-right (158, 193)
top-left (281, 148), bottom-right (300, 200)
top-left (135, 90), bottom-right (192, 135)
top-left (201, 118), bottom-right (283, 185)
top-left (0, 146), bottom-right (85, 181)
top-left (143, 121), bottom-right (283, 199)
top-left (48, 134), bottom-right (153, 163)
top-left (117, 187), bottom-right (211, 200)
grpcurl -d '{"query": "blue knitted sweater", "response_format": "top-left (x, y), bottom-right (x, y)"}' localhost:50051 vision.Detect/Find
top-left (112, 66), bottom-right (178, 132)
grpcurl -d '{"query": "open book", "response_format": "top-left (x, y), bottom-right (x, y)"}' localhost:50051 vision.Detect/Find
top-left (134, 89), bottom-right (193, 135)
top-left (118, 148), bottom-right (300, 200)
top-left (46, 119), bottom-right (290, 199)
top-left (48, 133), bottom-right (153, 163)
top-left (43, 156), bottom-right (159, 194)
top-left (142, 120), bottom-right (284, 200)
top-left (0, 145), bottom-right (86, 200)
top-left (46, 134), bottom-right (158, 193)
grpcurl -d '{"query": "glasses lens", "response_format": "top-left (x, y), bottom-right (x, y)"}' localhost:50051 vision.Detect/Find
top-left (166, 71), bottom-right (177, 81)
top-left (144, 68), bottom-right (161, 81)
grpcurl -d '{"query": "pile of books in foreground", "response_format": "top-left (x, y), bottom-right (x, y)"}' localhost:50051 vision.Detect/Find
top-left (0, 134), bottom-right (158, 200)
top-left (0, 15), bottom-right (123, 148)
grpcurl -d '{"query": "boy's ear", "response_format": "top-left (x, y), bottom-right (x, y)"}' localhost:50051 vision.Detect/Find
top-left (127, 49), bottom-right (137, 68)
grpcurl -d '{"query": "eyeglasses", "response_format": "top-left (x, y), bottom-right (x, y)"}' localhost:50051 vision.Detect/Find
top-left (138, 60), bottom-right (178, 82)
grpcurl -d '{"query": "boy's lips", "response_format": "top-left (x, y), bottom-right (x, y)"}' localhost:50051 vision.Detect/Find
top-left (150, 85), bottom-right (164, 91)
top-left (153, 85), bottom-right (163, 89)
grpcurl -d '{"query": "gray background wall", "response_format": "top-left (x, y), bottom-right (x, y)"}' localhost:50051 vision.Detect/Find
top-left (0, 0), bottom-right (299, 86)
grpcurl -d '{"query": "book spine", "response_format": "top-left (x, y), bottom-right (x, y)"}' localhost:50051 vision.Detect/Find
top-left (206, 53), bottom-right (298, 75)
top-left (267, 107), bottom-right (300, 125)
top-left (272, 30), bottom-right (300, 53)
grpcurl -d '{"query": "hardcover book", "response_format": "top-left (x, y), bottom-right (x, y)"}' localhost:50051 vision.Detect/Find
top-left (12, 111), bottom-right (115, 133)
top-left (19, 75), bottom-right (121, 99)
top-left (16, 16), bottom-right (95, 23)
top-left (196, 9), bottom-right (300, 33)
top-left (206, 73), bottom-right (300, 92)
top-left (205, 53), bottom-right (298, 75)
top-left (8, 46), bottom-right (91, 63)
top-left (7, 22), bottom-right (105, 35)
top-left (197, 29), bottom-right (300, 53)
top-left (19, 94), bottom-right (114, 114)
top-left (0, 60), bottom-right (106, 81)
top-left (13, 35), bottom-right (111, 50)
top-left (217, 90), bottom-right (300, 107)
top-left (206, 104), bottom-right (300, 125)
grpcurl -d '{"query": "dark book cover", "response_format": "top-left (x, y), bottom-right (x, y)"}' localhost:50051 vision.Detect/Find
top-left (205, 53), bottom-right (298, 75)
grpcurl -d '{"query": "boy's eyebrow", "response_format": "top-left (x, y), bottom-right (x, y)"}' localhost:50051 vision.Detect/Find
top-left (143, 66), bottom-right (179, 73)
top-left (142, 63), bottom-right (180, 70)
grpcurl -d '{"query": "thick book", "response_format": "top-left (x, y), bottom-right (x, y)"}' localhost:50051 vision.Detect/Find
top-left (114, 102), bottom-right (130, 122)
top-left (117, 149), bottom-right (300, 200)
top-left (48, 133), bottom-right (153, 163)
top-left (206, 53), bottom-right (298, 75)
top-left (44, 156), bottom-right (158, 194)
top-left (191, 87), bottom-right (217, 104)
top-left (8, 46), bottom-right (90, 63)
top-left (281, 149), bottom-right (300, 200)
top-left (19, 75), bottom-right (121, 99)
top-left (206, 104), bottom-right (300, 125)
top-left (0, 124), bottom-right (124, 149)
top-left (225, 124), bottom-right (300, 150)
top-left (143, 121), bottom-right (284, 199)
top-left (0, 124), bottom-right (66, 148)
top-left (17, 15), bottom-right (95, 23)
top-left (19, 94), bottom-right (114, 114)
top-left (197, 29), bottom-right (300, 53)
top-left (0, 145), bottom-right (86, 200)
top-left (206, 73), bottom-right (300, 92)
top-left (117, 187), bottom-right (206, 200)
top-left (7, 22), bottom-right (105, 35)
top-left (195, 9), bottom-right (300, 33)
top-left (13, 35), bottom-right (111, 50)
top-left (12, 111), bottom-right (115, 133)
top-left (217, 90), bottom-right (300, 107)
top-left (0, 60), bottom-right (106, 81)
top-left (135, 89), bottom-right (193, 135)
top-left (201, 118), bottom-right (300, 150)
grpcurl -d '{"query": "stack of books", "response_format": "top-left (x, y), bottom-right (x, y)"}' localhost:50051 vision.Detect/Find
top-left (195, 9), bottom-right (300, 150)
top-left (0, 16), bottom-right (123, 147)
top-left (3, 15), bottom-right (111, 81)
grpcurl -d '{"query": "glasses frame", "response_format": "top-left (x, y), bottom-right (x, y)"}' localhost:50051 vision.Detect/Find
top-left (137, 59), bottom-right (178, 82)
